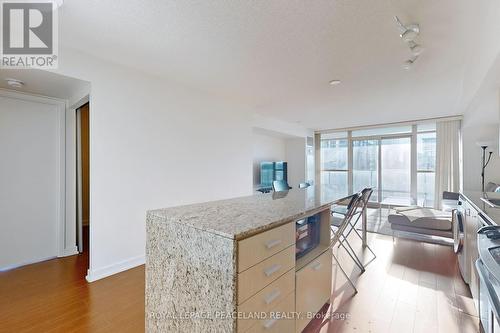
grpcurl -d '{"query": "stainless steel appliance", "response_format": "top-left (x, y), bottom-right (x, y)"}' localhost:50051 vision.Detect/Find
top-left (453, 204), bottom-right (469, 283)
top-left (477, 225), bottom-right (500, 333)
top-left (295, 213), bottom-right (321, 259)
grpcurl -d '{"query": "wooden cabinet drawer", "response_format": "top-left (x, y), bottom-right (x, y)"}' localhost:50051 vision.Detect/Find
top-left (243, 291), bottom-right (295, 333)
top-left (238, 246), bottom-right (295, 304)
top-left (238, 222), bottom-right (295, 273)
top-left (295, 249), bottom-right (332, 333)
top-left (237, 269), bottom-right (295, 332)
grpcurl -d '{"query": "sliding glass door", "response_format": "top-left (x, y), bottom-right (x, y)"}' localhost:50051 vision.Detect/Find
top-left (320, 133), bottom-right (348, 198)
top-left (380, 137), bottom-right (411, 201)
top-left (319, 124), bottom-right (436, 207)
top-left (352, 140), bottom-right (379, 201)
top-left (352, 137), bottom-right (411, 203)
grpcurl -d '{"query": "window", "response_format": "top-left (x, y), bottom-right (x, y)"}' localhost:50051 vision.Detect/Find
top-left (321, 134), bottom-right (348, 198)
top-left (417, 131), bottom-right (436, 207)
top-left (320, 123), bottom-right (437, 207)
top-left (381, 137), bottom-right (411, 200)
top-left (353, 140), bottom-right (378, 201)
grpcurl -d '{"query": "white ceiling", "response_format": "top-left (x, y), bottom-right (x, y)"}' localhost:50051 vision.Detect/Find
top-left (59, 0), bottom-right (500, 130)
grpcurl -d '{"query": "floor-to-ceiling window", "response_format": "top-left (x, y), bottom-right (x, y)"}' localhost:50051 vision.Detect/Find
top-left (352, 139), bottom-right (379, 201)
top-left (416, 123), bottom-right (437, 207)
top-left (320, 132), bottom-right (348, 198)
top-left (319, 123), bottom-right (436, 207)
top-left (380, 136), bottom-right (411, 201)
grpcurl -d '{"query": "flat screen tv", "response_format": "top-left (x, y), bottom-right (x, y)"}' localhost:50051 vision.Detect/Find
top-left (260, 161), bottom-right (287, 187)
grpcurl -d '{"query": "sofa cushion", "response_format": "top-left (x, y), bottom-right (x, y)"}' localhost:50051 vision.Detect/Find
top-left (390, 223), bottom-right (453, 238)
top-left (388, 208), bottom-right (452, 231)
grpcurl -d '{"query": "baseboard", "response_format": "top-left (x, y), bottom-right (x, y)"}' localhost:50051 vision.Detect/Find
top-left (85, 255), bottom-right (145, 282)
top-left (0, 255), bottom-right (57, 272)
top-left (59, 246), bottom-right (79, 257)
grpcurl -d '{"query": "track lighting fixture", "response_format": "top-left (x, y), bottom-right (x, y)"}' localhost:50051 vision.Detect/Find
top-left (395, 16), bottom-right (423, 69)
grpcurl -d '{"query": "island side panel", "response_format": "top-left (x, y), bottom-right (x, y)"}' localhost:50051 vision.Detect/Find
top-left (146, 213), bottom-right (237, 332)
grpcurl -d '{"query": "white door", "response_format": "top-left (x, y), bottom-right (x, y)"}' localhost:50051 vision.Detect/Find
top-left (0, 95), bottom-right (64, 270)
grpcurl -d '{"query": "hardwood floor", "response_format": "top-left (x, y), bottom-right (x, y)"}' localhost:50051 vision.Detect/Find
top-left (304, 233), bottom-right (480, 333)
top-left (0, 232), bottom-right (478, 332)
top-left (0, 228), bottom-right (144, 333)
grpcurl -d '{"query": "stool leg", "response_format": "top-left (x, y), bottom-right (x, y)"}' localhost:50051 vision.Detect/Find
top-left (333, 253), bottom-right (357, 294)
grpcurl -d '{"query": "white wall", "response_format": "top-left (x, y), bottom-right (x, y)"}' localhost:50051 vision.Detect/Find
top-left (462, 85), bottom-right (500, 191)
top-left (285, 138), bottom-right (307, 189)
top-left (252, 113), bottom-right (313, 138)
top-left (462, 123), bottom-right (500, 191)
top-left (54, 48), bottom-right (255, 281)
top-left (0, 94), bottom-right (64, 269)
top-left (252, 128), bottom-right (287, 187)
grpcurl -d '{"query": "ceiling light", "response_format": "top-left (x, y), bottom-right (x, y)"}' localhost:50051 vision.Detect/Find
top-left (395, 17), bottom-right (420, 42)
top-left (5, 78), bottom-right (24, 89)
top-left (402, 56), bottom-right (418, 70)
top-left (400, 24), bottom-right (420, 42)
top-left (329, 80), bottom-right (341, 86)
top-left (409, 42), bottom-right (424, 56)
top-left (395, 16), bottom-right (423, 68)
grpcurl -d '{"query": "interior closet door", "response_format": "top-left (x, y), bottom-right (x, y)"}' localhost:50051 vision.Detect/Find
top-left (0, 95), bottom-right (64, 269)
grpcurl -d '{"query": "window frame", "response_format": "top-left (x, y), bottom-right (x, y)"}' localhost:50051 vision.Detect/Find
top-left (319, 123), bottom-right (437, 207)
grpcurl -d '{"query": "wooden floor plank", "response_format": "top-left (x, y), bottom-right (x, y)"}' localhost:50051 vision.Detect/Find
top-left (0, 231), bottom-right (478, 333)
top-left (304, 233), bottom-right (479, 333)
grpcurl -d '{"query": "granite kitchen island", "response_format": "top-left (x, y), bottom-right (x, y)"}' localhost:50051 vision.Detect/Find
top-left (146, 187), bottom-right (366, 332)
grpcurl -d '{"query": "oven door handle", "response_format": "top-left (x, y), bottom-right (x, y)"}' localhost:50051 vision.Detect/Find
top-left (476, 259), bottom-right (500, 321)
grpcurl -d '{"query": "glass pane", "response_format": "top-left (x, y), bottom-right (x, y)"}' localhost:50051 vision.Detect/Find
top-left (417, 132), bottom-right (436, 171)
top-left (418, 172), bottom-right (435, 207)
top-left (322, 132), bottom-right (348, 139)
top-left (417, 123), bottom-right (436, 132)
top-left (381, 137), bottom-right (411, 200)
top-left (321, 171), bottom-right (348, 198)
top-left (320, 139), bottom-right (348, 170)
top-left (353, 140), bottom-right (378, 201)
top-left (352, 126), bottom-right (411, 138)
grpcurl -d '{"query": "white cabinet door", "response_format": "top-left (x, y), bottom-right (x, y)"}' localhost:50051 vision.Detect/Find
top-left (295, 250), bottom-right (332, 333)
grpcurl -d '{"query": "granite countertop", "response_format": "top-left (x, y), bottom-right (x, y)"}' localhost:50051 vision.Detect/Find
top-left (461, 191), bottom-right (500, 225)
top-left (147, 186), bottom-right (349, 240)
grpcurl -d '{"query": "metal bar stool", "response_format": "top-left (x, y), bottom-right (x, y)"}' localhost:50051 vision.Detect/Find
top-left (338, 188), bottom-right (377, 270)
top-left (330, 193), bottom-right (362, 294)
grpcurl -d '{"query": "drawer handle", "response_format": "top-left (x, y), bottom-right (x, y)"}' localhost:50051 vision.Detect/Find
top-left (312, 261), bottom-right (322, 271)
top-left (264, 264), bottom-right (282, 277)
top-left (266, 239), bottom-right (282, 249)
top-left (264, 289), bottom-right (281, 304)
top-left (263, 318), bottom-right (278, 329)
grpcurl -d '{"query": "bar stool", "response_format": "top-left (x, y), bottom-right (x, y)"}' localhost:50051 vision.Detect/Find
top-left (330, 193), bottom-right (362, 294)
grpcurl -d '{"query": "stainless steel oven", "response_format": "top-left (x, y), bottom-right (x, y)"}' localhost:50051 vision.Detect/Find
top-left (453, 207), bottom-right (468, 282)
top-left (295, 213), bottom-right (321, 259)
top-left (477, 226), bottom-right (500, 333)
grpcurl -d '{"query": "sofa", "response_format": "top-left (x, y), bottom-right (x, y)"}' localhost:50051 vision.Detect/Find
top-left (388, 191), bottom-right (458, 239)
top-left (388, 206), bottom-right (453, 238)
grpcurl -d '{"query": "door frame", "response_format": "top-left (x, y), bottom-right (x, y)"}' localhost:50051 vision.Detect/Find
top-left (0, 88), bottom-right (77, 258)
top-left (71, 96), bottom-right (90, 254)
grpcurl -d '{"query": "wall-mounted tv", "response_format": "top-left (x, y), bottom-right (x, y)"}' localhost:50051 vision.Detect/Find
top-left (260, 161), bottom-right (288, 187)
